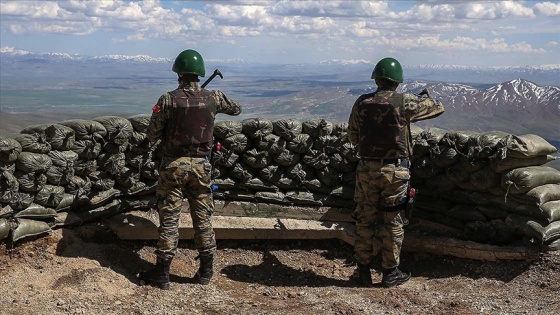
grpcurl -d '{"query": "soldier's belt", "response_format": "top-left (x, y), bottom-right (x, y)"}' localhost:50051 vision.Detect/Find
top-left (361, 158), bottom-right (410, 168)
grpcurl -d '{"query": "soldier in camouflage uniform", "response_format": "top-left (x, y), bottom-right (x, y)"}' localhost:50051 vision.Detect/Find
top-left (347, 57), bottom-right (444, 287)
top-left (138, 49), bottom-right (242, 289)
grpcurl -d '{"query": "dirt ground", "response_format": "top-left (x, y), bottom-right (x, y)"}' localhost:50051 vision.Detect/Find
top-left (1, 221), bottom-right (559, 315)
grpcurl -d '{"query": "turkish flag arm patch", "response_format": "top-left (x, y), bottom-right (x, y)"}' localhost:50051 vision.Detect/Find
top-left (152, 104), bottom-right (161, 113)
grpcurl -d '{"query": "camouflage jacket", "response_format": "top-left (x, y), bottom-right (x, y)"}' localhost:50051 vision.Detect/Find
top-left (347, 89), bottom-right (444, 159)
top-left (147, 81), bottom-right (242, 156)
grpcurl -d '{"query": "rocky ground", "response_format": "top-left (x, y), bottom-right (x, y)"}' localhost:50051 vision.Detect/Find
top-left (1, 221), bottom-right (559, 315)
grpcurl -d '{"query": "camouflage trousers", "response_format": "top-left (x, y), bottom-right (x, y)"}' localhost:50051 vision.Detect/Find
top-left (155, 156), bottom-right (216, 261)
top-left (352, 159), bottom-right (410, 269)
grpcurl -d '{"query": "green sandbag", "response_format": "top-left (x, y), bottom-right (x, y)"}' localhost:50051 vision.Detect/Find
top-left (0, 218), bottom-right (10, 240)
top-left (501, 166), bottom-right (560, 194)
top-left (11, 218), bottom-right (51, 242)
top-left (506, 214), bottom-right (560, 244)
top-left (497, 134), bottom-right (557, 159)
top-left (491, 155), bottom-right (553, 173)
top-left (14, 203), bottom-right (57, 219)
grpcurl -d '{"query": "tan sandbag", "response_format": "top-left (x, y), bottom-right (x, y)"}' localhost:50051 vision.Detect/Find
top-left (506, 214), bottom-right (560, 244)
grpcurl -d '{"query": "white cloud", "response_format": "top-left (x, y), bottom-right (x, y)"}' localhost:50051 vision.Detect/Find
top-left (533, 1), bottom-right (560, 16)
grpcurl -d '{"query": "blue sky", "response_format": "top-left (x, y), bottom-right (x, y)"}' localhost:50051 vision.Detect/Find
top-left (0, 0), bottom-right (559, 66)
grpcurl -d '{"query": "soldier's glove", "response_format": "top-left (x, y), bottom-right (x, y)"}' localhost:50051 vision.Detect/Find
top-left (417, 88), bottom-right (430, 97)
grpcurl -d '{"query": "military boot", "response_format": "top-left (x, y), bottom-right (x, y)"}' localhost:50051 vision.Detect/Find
top-left (138, 257), bottom-right (171, 290)
top-left (355, 263), bottom-right (373, 287)
top-left (381, 267), bottom-right (411, 288)
top-left (196, 254), bottom-right (214, 285)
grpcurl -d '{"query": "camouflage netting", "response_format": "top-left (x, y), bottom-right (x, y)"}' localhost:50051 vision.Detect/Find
top-left (1, 116), bottom-right (559, 252)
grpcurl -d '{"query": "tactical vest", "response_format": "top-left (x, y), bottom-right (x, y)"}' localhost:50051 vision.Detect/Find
top-left (164, 88), bottom-right (215, 157)
top-left (356, 92), bottom-right (409, 159)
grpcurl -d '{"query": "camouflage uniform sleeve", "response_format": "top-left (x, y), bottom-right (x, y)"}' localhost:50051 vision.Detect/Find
top-left (146, 93), bottom-right (173, 143)
top-left (347, 99), bottom-right (361, 145)
top-left (402, 93), bottom-right (445, 123)
top-left (211, 90), bottom-right (242, 116)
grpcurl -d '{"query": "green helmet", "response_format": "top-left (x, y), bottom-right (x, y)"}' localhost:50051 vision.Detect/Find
top-left (371, 57), bottom-right (403, 83)
top-left (172, 49), bottom-right (205, 77)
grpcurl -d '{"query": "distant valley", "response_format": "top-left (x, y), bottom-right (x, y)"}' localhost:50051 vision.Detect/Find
top-left (1, 49), bottom-right (559, 151)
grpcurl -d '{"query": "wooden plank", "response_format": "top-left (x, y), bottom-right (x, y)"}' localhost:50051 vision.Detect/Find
top-left (212, 200), bottom-right (354, 222)
top-left (107, 210), bottom-right (539, 261)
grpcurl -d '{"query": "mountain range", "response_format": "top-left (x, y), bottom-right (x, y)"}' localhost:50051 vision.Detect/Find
top-left (0, 47), bottom-right (559, 149)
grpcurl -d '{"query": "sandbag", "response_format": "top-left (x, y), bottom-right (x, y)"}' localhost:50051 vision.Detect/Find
top-left (11, 218), bottom-right (51, 242)
top-left (241, 148), bottom-right (271, 169)
top-left (430, 145), bottom-right (460, 168)
top-left (228, 163), bottom-right (256, 181)
top-left (313, 135), bottom-right (339, 154)
top-left (1, 170), bottom-right (19, 202)
top-left (72, 139), bottom-right (102, 159)
top-left (88, 171), bottom-right (115, 191)
top-left (241, 117), bottom-right (273, 139)
top-left (240, 178), bottom-right (279, 192)
top-left (302, 149), bottom-right (329, 170)
top-left (510, 184), bottom-right (560, 207)
top-left (221, 133), bottom-right (249, 154)
top-left (272, 119), bottom-right (302, 141)
top-left (0, 218), bottom-right (10, 240)
top-left (412, 155), bottom-right (443, 179)
top-left (34, 185), bottom-right (65, 208)
top-left (329, 152), bottom-right (357, 173)
top-left (302, 118), bottom-right (333, 138)
top-left (330, 185), bottom-right (355, 200)
top-left (15, 170), bottom-right (47, 192)
top-left (61, 119), bottom-right (107, 141)
top-left (128, 114), bottom-right (151, 133)
top-left (316, 165), bottom-right (341, 187)
top-left (255, 191), bottom-right (288, 204)
top-left (93, 116), bottom-right (133, 144)
top-left (502, 166), bottom-right (560, 195)
top-left (419, 127), bottom-right (447, 145)
top-left (121, 194), bottom-right (158, 211)
top-left (212, 177), bottom-right (239, 190)
top-left (14, 203), bottom-right (57, 219)
top-left (214, 120), bottom-right (243, 139)
top-left (302, 179), bottom-right (333, 194)
top-left (1, 205), bottom-right (14, 218)
top-left (285, 163), bottom-right (314, 181)
top-left (45, 124), bottom-right (76, 150)
top-left (255, 134), bottom-right (286, 155)
top-left (0, 137), bottom-right (22, 163)
top-left (491, 155), bottom-right (553, 173)
top-left (213, 149), bottom-right (239, 168)
top-left (497, 134), bottom-right (557, 159)
top-left (440, 130), bottom-right (479, 154)
top-left (16, 152), bottom-right (52, 173)
top-left (284, 191), bottom-right (323, 206)
top-left (272, 149), bottom-right (300, 167)
top-left (331, 122), bottom-right (348, 137)
top-left (287, 134), bottom-right (314, 154)
top-left (15, 133), bottom-right (51, 154)
top-left (9, 192), bottom-right (34, 211)
top-left (468, 131), bottom-right (509, 159)
top-left (506, 214), bottom-right (560, 244)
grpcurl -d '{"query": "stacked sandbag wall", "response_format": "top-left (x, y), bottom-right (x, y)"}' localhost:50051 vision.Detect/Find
top-left (409, 128), bottom-right (560, 251)
top-left (1, 116), bottom-right (559, 252)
